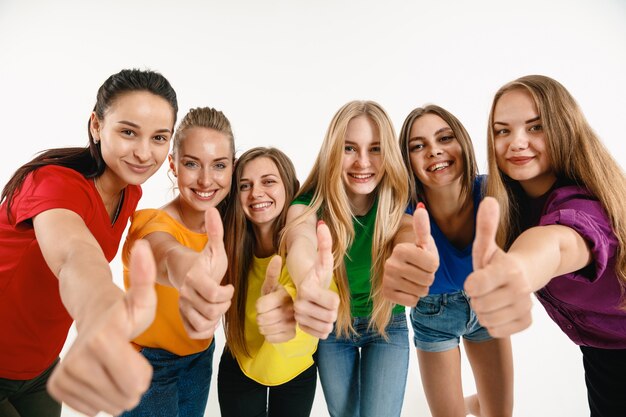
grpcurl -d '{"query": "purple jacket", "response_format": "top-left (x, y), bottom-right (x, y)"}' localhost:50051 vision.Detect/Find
top-left (529, 185), bottom-right (626, 348)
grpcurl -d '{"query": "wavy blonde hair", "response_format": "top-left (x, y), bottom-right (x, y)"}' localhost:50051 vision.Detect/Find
top-left (486, 75), bottom-right (626, 299)
top-left (281, 100), bottom-right (408, 338)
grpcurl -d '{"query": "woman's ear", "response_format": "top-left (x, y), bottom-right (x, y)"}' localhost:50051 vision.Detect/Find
top-left (89, 112), bottom-right (101, 144)
top-left (168, 154), bottom-right (177, 177)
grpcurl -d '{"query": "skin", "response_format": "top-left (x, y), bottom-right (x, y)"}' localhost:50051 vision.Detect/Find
top-left (464, 89), bottom-right (592, 338)
top-left (385, 113), bottom-right (513, 416)
top-left (238, 157), bottom-right (297, 343)
top-left (140, 127), bottom-right (235, 339)
top-left (45, 91), bottom-right (176, 416)
top-left (284, 115), bottom-right (386, 339)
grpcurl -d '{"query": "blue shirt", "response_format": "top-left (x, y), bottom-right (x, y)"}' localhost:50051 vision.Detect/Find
top-left (406, 176), bottom-right (485, 294)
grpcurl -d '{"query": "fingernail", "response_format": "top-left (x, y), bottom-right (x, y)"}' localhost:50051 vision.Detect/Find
top-left (417, 202), bottom-right (425, 209)
top-left (317, 219), bottom-right (326, 226)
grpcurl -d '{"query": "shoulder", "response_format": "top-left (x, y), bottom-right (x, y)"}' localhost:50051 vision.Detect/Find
top-left (291, 192), bottom-right (314, 206)
top-left (129, 209), bottom-right (180, 237)
top-left (544, 185), bottom-right (604, 218)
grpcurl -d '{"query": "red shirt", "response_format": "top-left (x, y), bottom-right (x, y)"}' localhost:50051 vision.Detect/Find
top-left (0, 165), bottom-right (141, 379)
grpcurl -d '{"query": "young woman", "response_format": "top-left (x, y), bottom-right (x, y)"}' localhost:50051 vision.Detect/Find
top-left (0, 69), bottom-right (178, 417)
top-left (283, 100), bottom-right (410, 417)
top-left (465, 75), bottom-right (626, 417)
top-left (218, 146), bottom-right (329, 417)
top-left (385, 105), bottom-right (513, 417)
top-left (120, 107), bottom-right (235, 417)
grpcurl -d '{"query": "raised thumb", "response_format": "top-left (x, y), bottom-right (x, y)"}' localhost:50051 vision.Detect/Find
top-left (261, 255), bottom-right (282, 296)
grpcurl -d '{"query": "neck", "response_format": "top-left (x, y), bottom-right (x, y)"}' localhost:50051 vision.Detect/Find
top-left (176, 197), bottom-right (207, 233)
top-left (253, 223), bottom-right (275, 258)
top-left (349, 192), bottom-right (375, 216)
top-left (423, 180), bottom-right (466, 218)
top-left (94, 173), bottom-right (124, 222)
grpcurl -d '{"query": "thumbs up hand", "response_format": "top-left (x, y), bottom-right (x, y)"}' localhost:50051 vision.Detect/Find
top-left (48, 240), bottom-right (157, 417)
top-left (383, 203), bottom-right (439, 306)
top-left (178, 207), bottom-right (234, 339)
top-left (464, 197), bottom-right (533, 338)
top-left (293, 220), bottom-right (339, 339)
top-left (256, 255), bottom-right (297, 343)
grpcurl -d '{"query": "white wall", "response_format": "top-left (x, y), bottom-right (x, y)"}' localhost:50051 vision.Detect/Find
top-left (1, 1), bottom-right (625, 416)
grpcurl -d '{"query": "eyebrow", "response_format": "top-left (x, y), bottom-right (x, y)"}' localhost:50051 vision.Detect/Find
top-left (181, 155), bottom-right (231, 162)
top-left (345, 140), bottom-right (381, 146)
top-left (409, 127), bottom-right (452, 141)
top-left (240, 173), bottom-right (279, 182)
top-left (493, 116), bottom-right (541, 126)
top-left (117, 120), bottom-right (172, 133)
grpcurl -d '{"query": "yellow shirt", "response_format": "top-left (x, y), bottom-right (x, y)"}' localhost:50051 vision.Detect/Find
top-left (122, 209), bottom-right (212, 356)
top-left (234, 256), bottom-right (318, 386)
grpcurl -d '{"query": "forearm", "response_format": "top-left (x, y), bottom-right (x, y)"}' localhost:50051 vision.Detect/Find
top-left (161, 245), bottom-right (200, 289)
top-left (57, 242), bottom-right (123, 330)
top-left (507, 225), bottom-right (591, 291)
top-left (285, 237), bottom-right (317, 287)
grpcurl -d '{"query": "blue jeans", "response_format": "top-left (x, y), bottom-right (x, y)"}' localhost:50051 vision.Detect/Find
top-left (121, 341), bottom-right (215, 417)
top-left (410, 290), bottom-right (492, 352)
top-left (316, 313), bottom-right (409, 417)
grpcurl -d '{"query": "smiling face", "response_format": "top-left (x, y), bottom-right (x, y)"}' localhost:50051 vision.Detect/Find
top-left (341, 115), bottom-right (383, 210)
top-left (408, 113), bottom-right (464, 191)
top-left (493, 88), bottom-right (556, 197)
top-left (170, 127), bottom-right (234, 213)
top-left (238, 156), bottom-right (286, 229)
top-left (91, 90), bottom-right (175, 190)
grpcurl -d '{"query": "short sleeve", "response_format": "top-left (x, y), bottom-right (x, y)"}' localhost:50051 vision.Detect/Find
top-left (12, 166), bottom-right (94, 226)
top-left (539, 189), bottom-right (617, 283)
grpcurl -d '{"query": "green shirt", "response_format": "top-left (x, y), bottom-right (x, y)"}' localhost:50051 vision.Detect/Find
top-left (292, 193), bottom-right (404, 317)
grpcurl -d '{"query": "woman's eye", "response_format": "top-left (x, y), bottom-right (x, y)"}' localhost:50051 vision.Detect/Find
top-left (154, 135), bottom-right (169, 143)
top-left (440, 135), bottom-right (455, 143)
top-left (529, 124), bottom-right (543, 132)
top-left (370, 146), bottom-right (381, 153)
top-left (122, 129), bottom-right (135, 136)
top-left (344, 145), bottom-right (356, 153)
top-left (183, 161), bottom-right (198, 168)
top-left (410, 144), bottom-right (424, 151)
top-left (239, 183), bottom-right (251, 191)
top-left (494, 128), bottom-right (509, 136)
top-left (215, 163), bottom-right (226, 170)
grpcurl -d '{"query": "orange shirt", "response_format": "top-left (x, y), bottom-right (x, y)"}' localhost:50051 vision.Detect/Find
top-left (122, 209), bottom-right (212, 356)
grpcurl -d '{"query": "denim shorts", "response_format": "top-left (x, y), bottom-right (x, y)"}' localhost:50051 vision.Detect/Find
top-left (410, 290), bottom-right (491, 352)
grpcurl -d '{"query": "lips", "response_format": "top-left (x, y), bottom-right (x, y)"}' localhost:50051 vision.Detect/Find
top-left (348, 173), bottom-right (375, 182)
top-left (507, 156), bottom-right (535, 165)
top-left (125, 162), bottom-right (154, 174)
top-left (427, 161), bottom-right (452, 172)
top-left (250, 201), bottom-right (273, 211)
top-left (193, 189), bottom-right (217, 199)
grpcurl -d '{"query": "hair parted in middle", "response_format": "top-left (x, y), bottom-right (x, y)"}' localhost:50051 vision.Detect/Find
top-left (224, 147), bottom-right (300, 359)
top-left (398, 104), bottom-right (478, 211)
top-left (485, 74), bottom-right (626, 300)
top-left (281, 100), bottom-right (408, 338)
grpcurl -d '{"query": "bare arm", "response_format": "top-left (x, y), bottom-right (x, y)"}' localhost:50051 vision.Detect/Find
top-left (142, 231), bottom-right (202, 289)
top-left (382, 210), bottom-right (439, 307)
top-left (465, 197), bottom-right (592, 338)
top-left (284, 204), bottom-right (318, 287)
top-left (34, 208), bottom-right (157, 416)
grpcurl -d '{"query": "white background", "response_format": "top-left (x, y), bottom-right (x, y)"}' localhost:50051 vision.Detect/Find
top-left (1, 1), bottom-right (625, 416)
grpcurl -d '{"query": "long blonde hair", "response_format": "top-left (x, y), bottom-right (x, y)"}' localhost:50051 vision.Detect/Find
top-left (224, 147), bottom-right (300, 358)
top-left (281, 100), bottom-right (408, 338)
top-left (486, 75), bottom-right (626, 297)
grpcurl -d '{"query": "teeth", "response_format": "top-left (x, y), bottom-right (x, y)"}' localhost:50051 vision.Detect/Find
top-left (251, 202), bottom-right (272, 209)
top-left (428, 162), bottom-right (450, 172)
top-left (350, 173), bottom-right (373, 179)
top-left (195, 190), bottom-right (216, 198)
